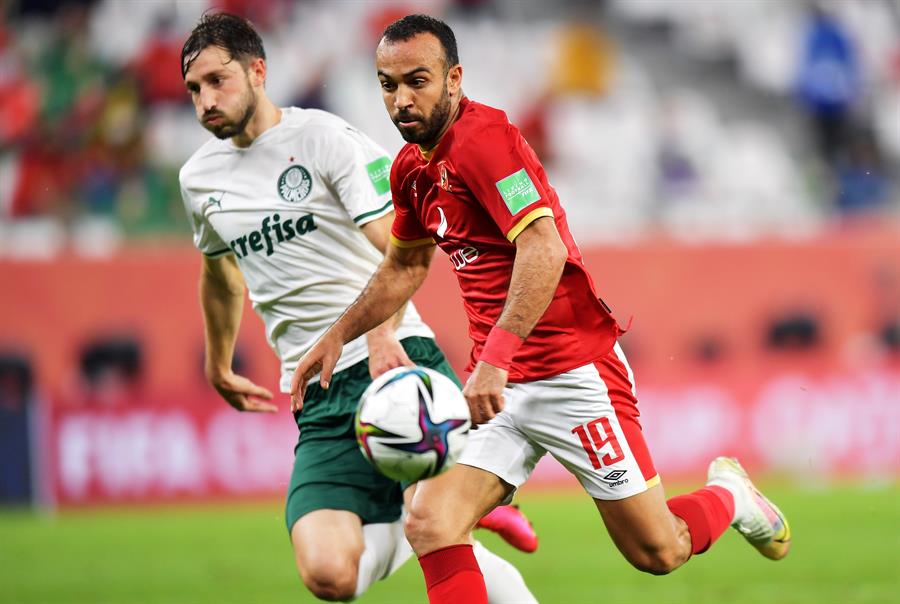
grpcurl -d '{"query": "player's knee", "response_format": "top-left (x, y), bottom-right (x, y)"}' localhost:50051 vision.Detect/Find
top-left (404, 504), bottom-right (453, 554)
top-left (297, 559), bottom-right (358, 601)
top-left (626, 545), bottom-right (683, 576)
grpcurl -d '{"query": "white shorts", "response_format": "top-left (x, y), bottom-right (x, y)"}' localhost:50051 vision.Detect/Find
top-left (458, 343), bottom-right (660, 501)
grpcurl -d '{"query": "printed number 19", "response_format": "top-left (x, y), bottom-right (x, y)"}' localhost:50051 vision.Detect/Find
top-left (572, 417), bottom-right (625, 470)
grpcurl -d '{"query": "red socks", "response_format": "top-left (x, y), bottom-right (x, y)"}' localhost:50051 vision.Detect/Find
top-left (418, 544), bottom-right (488, 604)
top-left (416, 489), bottom-right (733, 601)
top-left (667, 486), bottom-right (735, 555)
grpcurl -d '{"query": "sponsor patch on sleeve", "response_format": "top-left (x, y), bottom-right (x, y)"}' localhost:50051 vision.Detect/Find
top-left (366, 157), bottom-right (392, 195)
top-left (495, 168), bottom-right (541, 214)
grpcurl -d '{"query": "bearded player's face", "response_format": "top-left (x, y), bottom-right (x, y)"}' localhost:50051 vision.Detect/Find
top-left (376, 33), bottom-right (462, 149)
top-left (184, 45), bottom-right (258, 140)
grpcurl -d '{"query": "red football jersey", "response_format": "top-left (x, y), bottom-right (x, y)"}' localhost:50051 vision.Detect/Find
top-left (390, 97), bottom-right (621, 382)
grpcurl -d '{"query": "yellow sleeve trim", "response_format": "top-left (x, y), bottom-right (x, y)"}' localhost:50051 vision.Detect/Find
top-left (390, 234), bottom-right (435, 248)
top-left (645, 475), bottom-right (661, 489)
top-left (505, 207), bottom-right (554, 242)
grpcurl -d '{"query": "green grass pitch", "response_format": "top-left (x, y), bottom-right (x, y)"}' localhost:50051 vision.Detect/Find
top-left (2, 483), bottom-right (898, 603)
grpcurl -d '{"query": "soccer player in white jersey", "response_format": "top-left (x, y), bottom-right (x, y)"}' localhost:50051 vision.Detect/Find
top-left (178, 12), bottom-right (537, 603)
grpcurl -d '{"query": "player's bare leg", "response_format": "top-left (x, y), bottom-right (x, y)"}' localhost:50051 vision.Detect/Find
top-left (404, 463), bottom-right (514, 604)
top-left (595, 460), bottom-right (790, 575)
top-left (594, 484), bottom-right (694, 574)
top-left (404, 482), bottom-right (537, 604)
top-left (406, 463), bottom-right (510, 552)
top-left (290, 510), bottom-right (367, 601)
top-left (404, 484), bottom-right (539, 554)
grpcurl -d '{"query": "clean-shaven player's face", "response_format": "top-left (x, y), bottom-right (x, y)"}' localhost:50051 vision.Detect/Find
top-left (184, 45), bottom-right (260, 140)
top-left (376, 32), bottom-right (462, 148)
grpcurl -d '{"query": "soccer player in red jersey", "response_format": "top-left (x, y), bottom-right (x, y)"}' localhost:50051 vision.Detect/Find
top-left (292, 14), bottom-right (791, 604)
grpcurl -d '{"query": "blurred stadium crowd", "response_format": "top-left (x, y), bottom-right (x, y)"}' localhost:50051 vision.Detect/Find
top-left (0, 0), bottom-right (897, 253)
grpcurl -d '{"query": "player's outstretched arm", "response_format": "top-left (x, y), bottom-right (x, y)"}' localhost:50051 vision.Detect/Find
top-left (201, 254), bottom-right (276, 413)
top-left (290, 241), bottom-right (435, 411)
top-left (360, 213), bottom-right (414, 378)
top-left (465, 216), bottom-right (567, 423)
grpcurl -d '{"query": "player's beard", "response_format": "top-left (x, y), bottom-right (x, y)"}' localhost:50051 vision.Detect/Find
top-left (394, 83), bottom-right (451, 148)
top-left (202, 81), bottom-right (258, 140)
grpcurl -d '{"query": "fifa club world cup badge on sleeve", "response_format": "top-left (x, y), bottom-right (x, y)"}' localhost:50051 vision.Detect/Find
top-left (366, 157), bottom-right (392, 195)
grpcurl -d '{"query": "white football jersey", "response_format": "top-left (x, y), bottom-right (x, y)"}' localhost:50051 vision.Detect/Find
top-left (180, 107), bottom-right (434, 392)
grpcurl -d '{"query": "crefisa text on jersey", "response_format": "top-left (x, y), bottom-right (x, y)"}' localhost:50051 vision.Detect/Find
top-left (229, 213), bottom-right (317, 258)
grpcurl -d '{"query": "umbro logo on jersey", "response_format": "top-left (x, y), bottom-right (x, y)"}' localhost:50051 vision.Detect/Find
top-left (229, 212), bottom-right (317, 258)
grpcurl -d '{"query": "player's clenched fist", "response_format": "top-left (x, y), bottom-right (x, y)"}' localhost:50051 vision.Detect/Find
top-left (290, 332), bottom-right (345, 413)
top-left (463, 361), bottom-right (508, 424)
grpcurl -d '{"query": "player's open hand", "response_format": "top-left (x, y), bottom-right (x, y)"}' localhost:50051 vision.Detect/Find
top-left (463, 361), bottom-right (508, 425)
top-left (290, 332), bottom-right (344, 413)
top-left (366, 330), bottom-right (414, 379)
top-left (210, 372), bottom-right (277, 413)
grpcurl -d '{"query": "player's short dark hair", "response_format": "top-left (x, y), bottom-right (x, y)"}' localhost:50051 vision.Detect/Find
top-left (382, 14), bottom-right (459, 70)
top-left (181, 12), bottom-right (266, 78)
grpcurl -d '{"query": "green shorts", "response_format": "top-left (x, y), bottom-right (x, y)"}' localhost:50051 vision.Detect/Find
top-left (284, 336), bottom-right (460, 532)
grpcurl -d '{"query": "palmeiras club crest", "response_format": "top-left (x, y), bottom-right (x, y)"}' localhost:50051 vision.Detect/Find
top-left (277, 165), bottom-right (312, 203)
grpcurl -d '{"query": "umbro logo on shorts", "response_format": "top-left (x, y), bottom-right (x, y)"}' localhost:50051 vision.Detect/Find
top-left (602, 469), bottom-right (629, 487)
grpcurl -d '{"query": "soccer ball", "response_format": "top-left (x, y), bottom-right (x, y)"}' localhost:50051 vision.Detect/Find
top-left (355, 366), bottom-right (470, 483)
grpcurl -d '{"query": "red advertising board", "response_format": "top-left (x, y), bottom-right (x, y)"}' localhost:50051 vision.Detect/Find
top-left (43, 366), bottom-right (899, 504)
top-left (3, 226), bottom-right (898, 504)
top-left (47, 393), bottom-right (298, 505)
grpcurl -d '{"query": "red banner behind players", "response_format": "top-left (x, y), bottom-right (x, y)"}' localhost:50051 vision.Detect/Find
top-left (3, 225), bottom-right (898, 504)
top-left (42, 367), bottom-right (898, 504)
top-left (47, 393), bottom-right (297, 505)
